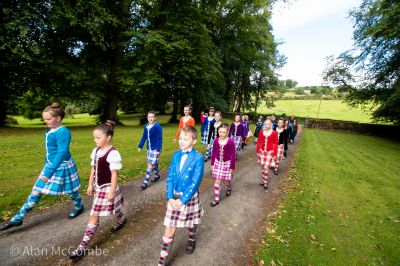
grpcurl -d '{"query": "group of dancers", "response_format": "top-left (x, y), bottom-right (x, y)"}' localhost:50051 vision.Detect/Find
top-left (0, 103), bottom-right (298, 266)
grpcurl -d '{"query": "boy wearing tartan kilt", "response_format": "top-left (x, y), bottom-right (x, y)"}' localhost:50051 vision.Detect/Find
top-left (158, 126), bottom-right (204, 266)
top-left (138, 111), bottom-right (163, 190)
top-left (210, 123), bottom-right (236, 207)
top-left (256, 118), bottom-right (278, 190)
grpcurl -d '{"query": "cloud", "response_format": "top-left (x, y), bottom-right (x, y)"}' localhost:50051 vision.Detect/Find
top-left (272, 0), bottom-right (361, 32)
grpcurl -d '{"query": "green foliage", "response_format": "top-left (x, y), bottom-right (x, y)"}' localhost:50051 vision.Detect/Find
top-left (323, 0), bottom-right (400, 124)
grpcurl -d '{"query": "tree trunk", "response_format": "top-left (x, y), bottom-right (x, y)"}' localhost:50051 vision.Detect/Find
top-left (170, 94), bottom-right (179, 123)
top-left (101, 0), bottom-right (130, 123)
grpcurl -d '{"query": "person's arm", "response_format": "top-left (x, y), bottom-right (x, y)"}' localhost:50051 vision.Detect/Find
top-left (43, 128), bottom-right (71, 178)
top-left (155, 124), bottom-right (163, 152)
top-left (180, 155), bottom-right (204, 205)
top-left (174, 118), bottom-right (183, 141)
top-left (273, 132), bottom-right (279, 156)
top-left (211, 139), bottom-right (218, 167)
top-left (87, 167), bottom-right (95, 196)
top-left (207, 123), bottom-right (214, 144)
top-left (166, 152), bottom-right (178, 201)
top-left (229, 140), bottom-right (236, 169)
top-left (138, 125), bottom-right (147, 151)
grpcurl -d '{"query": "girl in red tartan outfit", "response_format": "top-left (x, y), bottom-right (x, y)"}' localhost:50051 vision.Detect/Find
top-left (210, 124), bottom-right (236, 207)
top-left (69, 121), bottom-right (127, 260)
top-left (256, 119), bottom-right (278, 190)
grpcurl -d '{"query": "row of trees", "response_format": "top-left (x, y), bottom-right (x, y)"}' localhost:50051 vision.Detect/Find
top-left (323, 0), bottom-right (400, 124)
top-left (1, 0), bottom-right (283, 126)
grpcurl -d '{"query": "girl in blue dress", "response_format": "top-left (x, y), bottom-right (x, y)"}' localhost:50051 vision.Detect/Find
top-left (0, 102), bottom-right (84, 231)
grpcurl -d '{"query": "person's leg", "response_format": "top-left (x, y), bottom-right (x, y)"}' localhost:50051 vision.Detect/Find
top-left (68, 190), bottom-right (84, 219)
top-left (141, 163), bottom-right (154, 189)
top-left (210, 179), bottom-right (222, 206)
top-left (262, 165), bottom-right (269, 189)
top-left (111, 209), bottom-right (127, 232)
top-left (151, 162), bottom-right (161, 182)
top-left (224, 179), bottom-right (232, 196)
top-left (205, 147), bottom-right (211, 161)
top-left (158, 226), bottom-right (176, 266)
top-left (1, 191), bottom-right (43, 229)
top-left (186, 225), bottom-right (198, 254)
top-left (69, 215), bottom-right (100, 259)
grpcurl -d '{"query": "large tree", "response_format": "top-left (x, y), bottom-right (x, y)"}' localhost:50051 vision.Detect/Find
top-left (323, 0), bottom-right (400, 124)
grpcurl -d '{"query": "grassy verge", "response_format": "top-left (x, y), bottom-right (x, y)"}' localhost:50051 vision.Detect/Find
top-left (0, 114), bottom-right (206, 221)
top-left (256, 128), bottom-right (400, 265)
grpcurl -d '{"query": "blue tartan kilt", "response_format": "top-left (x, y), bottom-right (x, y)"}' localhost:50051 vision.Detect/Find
top-left (147, 150), bottom-right (160, 165)
top-left (201, 130), bottom-right (209, 146)
top-left (33, 158), bottom-right (81, 195)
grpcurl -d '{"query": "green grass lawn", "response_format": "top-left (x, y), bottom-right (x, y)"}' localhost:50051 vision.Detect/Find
top-left (0, 114), bottom-right (206, 221)
top-left (256, 129), bottom-right (400, 265)
top-left (254, 100), bottom-right (375, 123)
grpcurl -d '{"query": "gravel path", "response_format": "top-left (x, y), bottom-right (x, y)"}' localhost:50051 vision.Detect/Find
top-left (0, 130), bottom-right (302, 266)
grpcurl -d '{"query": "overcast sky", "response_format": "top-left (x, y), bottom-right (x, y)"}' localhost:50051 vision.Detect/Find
top-left (271, 0), bottom-right (362, 86)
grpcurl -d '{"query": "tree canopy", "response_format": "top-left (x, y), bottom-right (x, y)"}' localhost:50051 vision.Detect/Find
top-left (323, 0), bottom-right (400, 124)
top-left (1, 0), bottom-right (282, 125)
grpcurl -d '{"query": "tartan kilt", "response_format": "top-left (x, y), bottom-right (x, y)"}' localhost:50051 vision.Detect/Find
top-left (276, 144), bottom-right (284, 161)
top-left (147, 150), bottom-right (160, 165)
top-left (201, 130), bottom-right (210, 146)
top-left (33, 158), bottom-right (81, 195)
top-left (231, 136), bottom-right (242, 151)
top-left (163, 192), bottom-right (204, 228)
top-left (212, 159), bottom-right (232, 181)
top-left (90, 185), bottom-right (124, 216)
top-left (257, 150), bottom-right (274, 168)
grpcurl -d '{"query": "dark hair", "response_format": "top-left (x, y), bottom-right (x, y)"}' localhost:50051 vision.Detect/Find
top-left (94, 120), bottom-right (115, 137)
top-left (43, 102), bottom-right (65, 120)
top-left (209, 107), bottom-right (215, 112)
top-left (181, 126), bottom-right (198, 140)
top-left (147, 111), bottom-right (157, 117)
top-left (184, 105), bottom-right (192, 111)
top-left (218, 123), bottom-right (229, 131)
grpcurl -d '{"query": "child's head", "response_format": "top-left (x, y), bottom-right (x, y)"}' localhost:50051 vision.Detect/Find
top-left (201, 111), bottom-right (204, 115)
top-left (241, 115), bottom-right (246, 121)
top-left (214, 111), bottom-right (222, 122)
top-left (284, 120), bottom-right (289, 126)
top-left (179, 126), bottom-right (198, 151)
top-left (264, 118), bottom-right (272, 130)
top-left (208, 107), bottom-right (215, 116)
top-left (218, 123), bottom-right (229, 139)
top-left (277, 118), bottom-right (284, 128)
top-left (42, 102), bottom-right (65, 128)
top-left (147, 111), bottom-right (157, 124)
top-left (234, 114), bottom-right (241, 122)
top-left (93, 120), bottom-right (115, 148)
top-left (183, 105), bottom-right (192, 116)
top-left (258, 117), bottom-right (262, 122)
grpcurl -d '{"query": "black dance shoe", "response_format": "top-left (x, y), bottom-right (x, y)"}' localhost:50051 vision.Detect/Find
top-left (0, 220), bottom-right (23, 231)
top-left (68, 207), bottom-right (84, 219)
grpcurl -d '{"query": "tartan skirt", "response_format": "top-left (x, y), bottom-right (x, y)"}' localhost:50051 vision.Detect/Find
top-left (33, 158), bottom-right (81, 195)
top-left (201, 129), bottom-right (210, 146)
top-left (212, 159), bottom-right (232, 181)
top-left (163, 192), bottom-right (204, 228)
top-left (90, 185), bottom-right (124, 216)
top-left (257, 150), bottom-right (274, 168)
top-left (231, 136), bottom-right (242, 151)
top-left (147, 150), bottom-right (160, 165)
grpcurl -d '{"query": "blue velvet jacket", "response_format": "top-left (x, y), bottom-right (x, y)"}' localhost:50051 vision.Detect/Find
top-left (43, 126), bottom-right (72, 178)
top-left (138, 122), bottom-right (163, 152)
top-left (166, 149), bottom-right (204, 205)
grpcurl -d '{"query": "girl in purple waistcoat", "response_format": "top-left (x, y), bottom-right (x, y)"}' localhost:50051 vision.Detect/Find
top-left (69, 121), bottom-right (127, 259)
top-left (210, 124), bottom-right (236, 207)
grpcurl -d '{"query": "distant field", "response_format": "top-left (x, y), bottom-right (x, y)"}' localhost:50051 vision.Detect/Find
top-left (256, 129), bottom-right (400, 265)
top-left (255, 100), bottom-right (375, 123)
